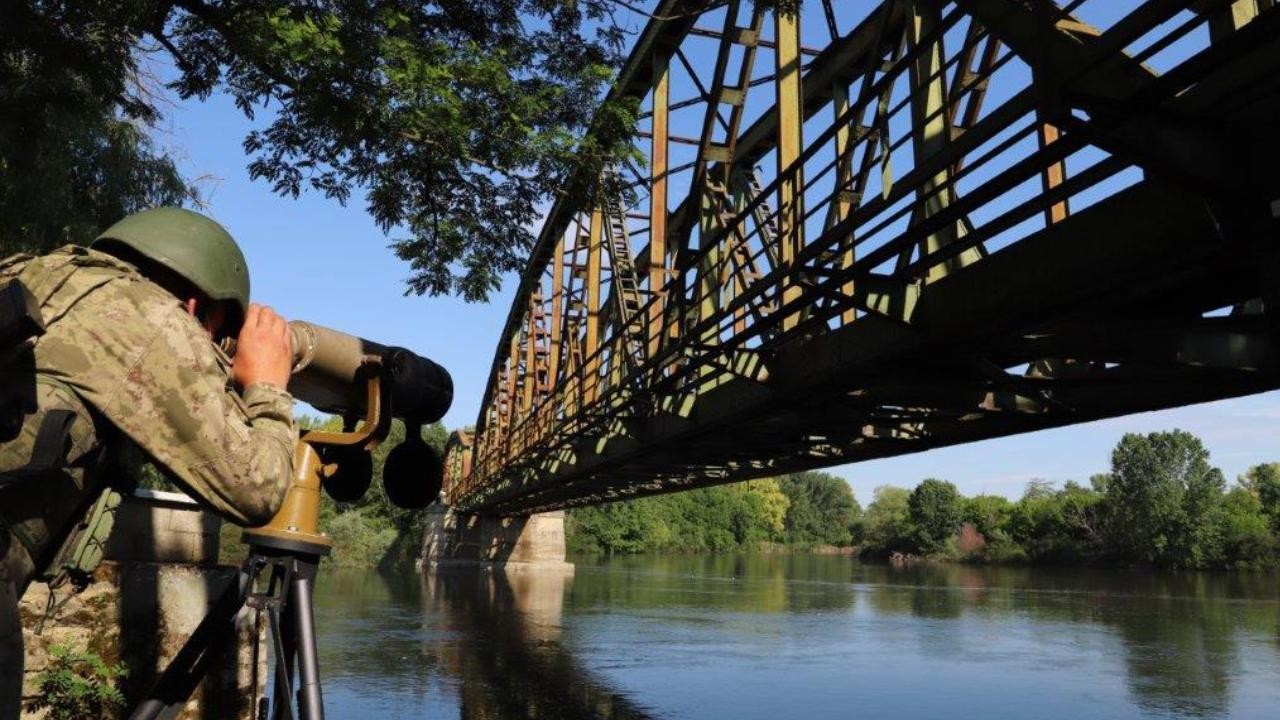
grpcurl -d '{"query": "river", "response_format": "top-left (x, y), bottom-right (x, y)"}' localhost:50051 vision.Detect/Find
top-left (310, 555), bottom-right (1280, 719)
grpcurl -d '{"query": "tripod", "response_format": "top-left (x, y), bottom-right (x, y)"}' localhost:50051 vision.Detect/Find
top-left (127, 531), bottom-right (329, 720)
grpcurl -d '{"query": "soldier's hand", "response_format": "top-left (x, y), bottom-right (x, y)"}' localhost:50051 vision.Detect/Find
top-left (233, 304), bottom-right (293, 390)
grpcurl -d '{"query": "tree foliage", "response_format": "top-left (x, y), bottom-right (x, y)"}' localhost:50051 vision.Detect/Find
top-left (1007, 480), bottom-right (1106, 563)
top-left (771, 431), bottom-right (1274, 570)
top-left (1, 3), bottom-right (194, 256)
top-left (1106, 430), bottom-right (1225, 567)
top-left (1240, 462), bottom-right (1280, 532)
top-left (860, 485), bottom-right (913, 557)
top-left (568, 474), bottom-right (868, 556)
top-left (908, 478), bottom-right (962, 553)
top-left (777, 471), bottom-right (861, 547)
top-left (3, 0), bottom-right (638, 299)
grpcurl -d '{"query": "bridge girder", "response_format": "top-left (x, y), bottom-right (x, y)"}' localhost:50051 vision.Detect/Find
top-left (447, 0), bottom-right (1280, 515)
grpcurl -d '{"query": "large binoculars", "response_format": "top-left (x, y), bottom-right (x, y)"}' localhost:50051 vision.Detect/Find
top-left (284, 321), bottom-right (452, 424)
top-left (230, 321), bottom-right (453, 508)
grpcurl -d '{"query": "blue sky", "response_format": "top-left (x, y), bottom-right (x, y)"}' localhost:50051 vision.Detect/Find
top-left (149, 4), bottom-right (1280, 504)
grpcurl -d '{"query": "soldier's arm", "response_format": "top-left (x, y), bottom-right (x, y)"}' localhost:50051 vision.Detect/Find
top-left (104, 312), bottom-right (297, 527)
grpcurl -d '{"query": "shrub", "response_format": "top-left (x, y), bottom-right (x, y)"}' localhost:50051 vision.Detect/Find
top-left (324, 508), bottom-right (397, 567)
top-left (26, 645), bottom-right (127, 720)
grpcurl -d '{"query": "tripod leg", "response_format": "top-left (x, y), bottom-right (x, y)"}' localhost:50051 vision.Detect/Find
top-left (290, 572), bottom-right (325, 720)
top-left (271, 564), bottom-right (299, 720)
top-left (266, 604), bottom-right (296, 720)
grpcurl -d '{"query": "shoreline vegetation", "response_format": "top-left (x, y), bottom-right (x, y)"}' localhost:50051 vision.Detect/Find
top-left (209, 425), bottom-right (1278, 572)
top-left (567, 430), bottom-right (1280, 572)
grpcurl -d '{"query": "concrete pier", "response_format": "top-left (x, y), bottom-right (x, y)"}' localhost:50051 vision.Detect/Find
top-left (418, 503), bottom-right (572, 572)
top-left (20, 490), bottom-right (262, 720)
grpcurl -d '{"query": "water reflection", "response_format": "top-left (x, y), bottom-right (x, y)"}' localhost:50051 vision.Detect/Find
top-left (852, 564), bottom-right (1272, 718)
top-left (315, 565), bottom-right (656, 720)
top-left (422, 567), bottom-right (655, 720)
top-left (313, 558), bottom-right (1280, 720)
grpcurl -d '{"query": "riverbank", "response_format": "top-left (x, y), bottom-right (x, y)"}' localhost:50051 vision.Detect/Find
top-left (569, 434), bottom-right (1280, 572)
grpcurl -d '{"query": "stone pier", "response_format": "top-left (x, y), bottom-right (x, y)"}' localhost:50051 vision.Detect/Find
top-left (20, 489), bottom-right (262, 720)
top-left (418, 503), bottom-right (572, 572)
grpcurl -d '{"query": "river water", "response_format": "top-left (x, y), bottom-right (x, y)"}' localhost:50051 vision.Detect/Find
top-left (311, 555), bottom-right (1280, 719)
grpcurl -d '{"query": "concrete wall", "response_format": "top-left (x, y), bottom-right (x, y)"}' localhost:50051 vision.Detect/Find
top-left (419, 504), bottom-right (572, 571)
top-left (20, 490), bottom-right (262, 720)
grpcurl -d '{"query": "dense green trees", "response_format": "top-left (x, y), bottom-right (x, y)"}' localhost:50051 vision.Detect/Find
top-left (857, 431), bottom-right (1277, 569)
top-left (569, 429), bottom-right (1279, 570)
top-left (1240, 462), bottom-right (1280, 531)
top-left (777, 472), bottom-right (861, 546)
top-left (566, 479), bottom-right (801, 555)
top-left (1106, 430), bottom-right (1225, 566)
top-left (1005, 480), bottom-right (1106, 563)
top-left (566, 473), bottom-right (863, 555)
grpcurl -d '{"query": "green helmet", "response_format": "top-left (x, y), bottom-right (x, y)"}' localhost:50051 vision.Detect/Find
top-left (92, 207), bottom-right (250, 321)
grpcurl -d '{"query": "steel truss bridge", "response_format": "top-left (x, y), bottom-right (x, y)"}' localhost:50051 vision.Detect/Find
top-left (444, 0), bottom-right (1280, 515)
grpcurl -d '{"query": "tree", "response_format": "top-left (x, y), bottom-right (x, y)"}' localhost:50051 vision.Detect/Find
top-left (962, 495), bottom-right (1013, 540)
top-left (1022, 478), bottom-right (1057, 500)
top-left (1215, 486), bottom-right (1276, 568)
top-left (4, 0), bottom-right (635, 300)
top-left (1105, 430), bottom-right (1225, 567)
top-left (741, 479), bottom-right (790, 542)
top-left (1, 4), bottom-right (194, 255)
top-left (1239, 462), bottom-right (1280, 532)
top-left (1008, 481), bottom-right (1106, 563)
top-left (861, 486), bottom-right (913, 556)
top-left (777, 471), bottom-right (860, 547)
top-left (908, 478), bottom-right (962, 554)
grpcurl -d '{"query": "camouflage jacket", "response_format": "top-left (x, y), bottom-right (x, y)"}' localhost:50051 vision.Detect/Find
top-left (0, 245), bottom-right (296, 527)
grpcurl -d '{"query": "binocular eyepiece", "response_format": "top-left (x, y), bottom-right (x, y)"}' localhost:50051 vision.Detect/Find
top-left (226, 321), bottom-right (453, 508)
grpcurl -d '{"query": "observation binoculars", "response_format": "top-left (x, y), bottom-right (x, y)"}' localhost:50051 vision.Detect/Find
top-left (224, 320), bottom-right (454, 508)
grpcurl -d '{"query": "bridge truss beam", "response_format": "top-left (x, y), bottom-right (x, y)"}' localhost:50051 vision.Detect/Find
top-left (447, 0), bottom-right (1280, 515)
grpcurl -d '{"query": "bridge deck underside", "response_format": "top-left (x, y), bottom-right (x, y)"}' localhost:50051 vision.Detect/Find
top-left (451, 0), bottom-right (1280, 515)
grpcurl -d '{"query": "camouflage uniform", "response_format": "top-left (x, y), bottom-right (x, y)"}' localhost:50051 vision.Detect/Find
top-left (0, 245), bottom-right (296, 718)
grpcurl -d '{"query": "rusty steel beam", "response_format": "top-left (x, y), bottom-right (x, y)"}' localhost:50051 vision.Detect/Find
top-left (452, 0), bottom-right (1280, 515)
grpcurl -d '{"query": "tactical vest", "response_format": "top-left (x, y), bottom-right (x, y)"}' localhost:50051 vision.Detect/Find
top-left (0, 250), bottom-right (128, 593)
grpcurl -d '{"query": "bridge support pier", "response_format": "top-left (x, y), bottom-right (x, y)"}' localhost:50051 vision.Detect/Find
top-left (417, 503), bottom-right (572, 572)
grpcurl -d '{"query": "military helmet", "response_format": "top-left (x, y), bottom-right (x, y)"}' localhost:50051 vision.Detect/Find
top-left (92, 207), bottom-right (250, 321)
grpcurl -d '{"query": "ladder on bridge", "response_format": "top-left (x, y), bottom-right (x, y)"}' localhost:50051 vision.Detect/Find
top-left (601, 191), bottom-right (649, 375)
top-left (738, 168), bottom-right (781, 270)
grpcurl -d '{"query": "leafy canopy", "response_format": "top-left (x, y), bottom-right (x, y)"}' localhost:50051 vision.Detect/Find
top-left (4, 0), bottom-right (637, 300)
top-left (777, 471), bottom-right (861, 547)
top-left (1, 3), bottom-right (194, 255)
top-left (1106, 430), bottom-right (1226, 567)
top-left (908, 478), bottom-right (962, 554)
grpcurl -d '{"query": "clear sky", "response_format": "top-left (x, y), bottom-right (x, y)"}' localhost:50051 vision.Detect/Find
top-left (150, 4), bottom-right (1280, 505)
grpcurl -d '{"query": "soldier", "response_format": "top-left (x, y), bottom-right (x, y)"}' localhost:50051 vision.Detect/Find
top-left (0, 207), bottom-right (297, 719)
